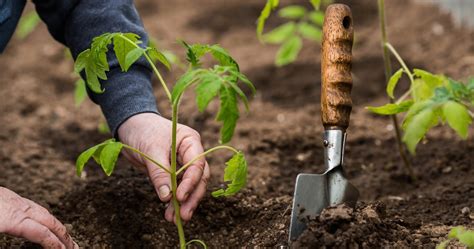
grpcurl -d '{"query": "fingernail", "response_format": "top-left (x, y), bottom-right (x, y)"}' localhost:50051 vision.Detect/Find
top-left (188, 209), bottom-right (194, 218)
top-left (183, 192), bottom-right (189, 201)
top-left (158, 185), bottom-right (170, 199)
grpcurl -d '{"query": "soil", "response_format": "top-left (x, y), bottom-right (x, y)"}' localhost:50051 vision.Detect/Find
top-left (0, 0), bottom-right (473, 248)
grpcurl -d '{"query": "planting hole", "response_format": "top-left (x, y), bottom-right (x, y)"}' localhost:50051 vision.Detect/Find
top-left (343, 16), bottom-right (351, 29)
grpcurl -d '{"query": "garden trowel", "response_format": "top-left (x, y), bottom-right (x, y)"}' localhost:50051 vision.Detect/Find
top-left (289, 4), bottom-right (359, 242)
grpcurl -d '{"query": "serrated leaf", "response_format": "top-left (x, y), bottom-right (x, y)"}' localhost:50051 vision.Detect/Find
top-left (402, 108), bottom-right (436, 154)
top-left (309, 0), bottom-right (321, 10)
top-left (76, 139), bottom-right (115, 176)
top-left (99, 142), bottom-right (123, 176)
top-left (217, 87), bottom-right (240, 143)
top-left (263, 22), bottom-right (296, 44)
top-left (85, 63), bottom-right (104, 93)
top-left (257, 0), bottom-right (280, 41)
top-left (413, 69), bottom-right (444, 88)
top-left (74, 79), bottom-right (87, 107)
top-left (442, 101), bottom-right (471, 139)
top-left (113, 33), bottom-right (141, 71)
top-left (148, 48), bottom-right (171, 70)
top-left (297, 22), bottom-right (322, 41)
top-left (124, 47), bottom-right (145, 71)
top-left (387, 68), bottom-right (404, 99)
top-left (308, 11), bottom-right (324, 26)
top-left (278, 5), bottom-right (306, 19)
top-left (275, 36), bottom-right (302, 66)
top-left (366, 100), bottom-right (413, 115)
top-left (16, 11), bottom-right (41, 39)
top-left (212, 152), bottom-right (247, 197)
top-left (208, 45), bottom-right (239, 70)
top-left (402, 100), bottom-right (432, 130)
top-left (171, 69), bottom-right (200, 104)
top-left (74, 49), bottom-right (89, 73)
top-left (195, 79), bottom-right (221, 112)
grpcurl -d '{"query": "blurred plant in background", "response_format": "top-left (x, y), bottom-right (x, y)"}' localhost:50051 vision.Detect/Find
top-left (257, 0), bottom-right (332, 66)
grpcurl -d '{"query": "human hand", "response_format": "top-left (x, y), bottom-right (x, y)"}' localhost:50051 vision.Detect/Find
top-left (0, 187), bottom-right (78, 249)
top-left (118, 113), bottom-right (210, 222)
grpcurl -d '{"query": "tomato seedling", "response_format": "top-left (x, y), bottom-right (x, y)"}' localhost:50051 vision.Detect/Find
top-left (257, 0), bottom-right (331, 66)
top-left (367, 43), bottom-right (473, 154)
top-left (437, 226), bottom-right (474, 249)
top-left (74, 32), bottom-right (255, 248)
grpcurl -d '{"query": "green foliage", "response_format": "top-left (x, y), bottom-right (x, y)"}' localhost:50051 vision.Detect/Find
top-left (74, 79), bottom-right (87, 107)
top-left (76, 139), bottom-right (121, 176)
top-left (258, 0), bottom-right (331, 66)
top-left (16, 11), bottom-right (41, 39)
top-left (174, 43), bottom-right (255, 143)
top-left (212, 152), bottom-right (247, 197)
top-left (437, 226), bottom-right (474, 249)
top-left (367, 45), bottom-right (474, 154)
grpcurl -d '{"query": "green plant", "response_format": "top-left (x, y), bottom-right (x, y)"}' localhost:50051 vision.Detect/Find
top-left (437, 226), bottom-right (474, 249)
top-left (16, 11), bottom-right (41, 39)
top-left (377, 0), bottom-right (415, 180)
top-left (367, 43), bottom-right (473, 154)
top-left (257, 0), bottom-right (331, 66)
top-left (74, 32), bottom-right (255, 248)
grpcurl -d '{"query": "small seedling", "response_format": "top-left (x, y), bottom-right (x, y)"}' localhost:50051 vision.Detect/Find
top-left (367, 43), bottom-right (473, 154)
top-left (16, 11), bottom-right (41, 39)
top-left (437, 226), bottom-right (474, 249)
top-left (257, 0), bottom-right (331, 66)
top-left (74, 32), bottom-right (255, 248)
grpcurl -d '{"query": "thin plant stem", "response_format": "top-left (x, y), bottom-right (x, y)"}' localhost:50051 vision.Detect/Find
top-left (121, 34), bottom-right (172, 101)
top-left (378, 0), bottom-right (416, 181)
top-left (385, 43), bottom-right (415, 84)
top-left (122, 144), bottom-right (171, 174)
top-left (171, 104), bottom-right (186, 249)
top-left (176, 145), bottom-right (238, 175)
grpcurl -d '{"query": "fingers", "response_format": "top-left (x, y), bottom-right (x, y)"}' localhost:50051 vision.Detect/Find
top-left (9, 217), bottom-right (65, 249)
top-left (176, 131), bottom-right (206, 202)
top-left (146, 152), bottom-right (172, 202)
top-left (180, 162), bottom-right (210, 221)
top-left (165, 163), bottom-right (210, 222)
top-left (23, 199), bottom-right (77, 249)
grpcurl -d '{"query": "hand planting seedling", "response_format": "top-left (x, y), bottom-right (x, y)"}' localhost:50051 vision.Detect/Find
top-left (257, 0), bottom-right (331, 66)
top-left (367, 43), bottom-right (473, 154)
top-left (74, 32), bottom-right (255, 248)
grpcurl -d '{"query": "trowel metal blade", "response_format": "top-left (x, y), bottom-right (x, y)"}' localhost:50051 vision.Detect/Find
top-left (288, 167), bottom-right (359, 242)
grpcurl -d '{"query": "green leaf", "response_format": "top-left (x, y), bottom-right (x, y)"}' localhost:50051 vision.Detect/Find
top-left (98, 122), bottom-right (110, 134)
top-left (387, 68), bottom-right (404, 99)
top-left (76, 139), bottom-right (115, 176)
top-left (309, 0), bottom-right (321, 10)
top-left (148, 48), bottom-right (171, 70)
top-left (449, 227), bottom-right (474, 248)
top-left (217, 87), bottom-right (240, 143)
top-left (297, 22), bottom-right (322, 41)
top-left (278, 5), bottom-right (306, 19)
top-left (195, 79), bottom-right (222, 112)
top-left (442, 101), bottom-right (472, 139)
top-left (411, 69), bottom-right (444, 101)
top-left (74, 79), bottom-right (87, 107)
top-left (212, 152), bottom-right (247, 197)
top-left (275, 36), bottom-right (302, 66)
top-left (124, 47), bottom-right (145, 71)
top-left (171, 69), bottom-right (200, 104)
top-left (16, 11), bottom-right (41, 39)
top-left (257, 0), bottom-right (280, 41)
top-left (263, 22), bottom-right (296, 44)
top-left (366, 100), bottom-right (414, 115)
top-left (113, 33), bottom-right (141, 71)
top-left (413, 69), bottom-right (444, 88)
top-left (308, 11), bottom-right (325, 26)
top-left (99, 142), bottom-right (123, 176)
top-left (435, 240), bottom-right (449, 249)
top-left (74, 49), bottom-right (89, 74)
top-left (402, 108), bottom-right (436, 154)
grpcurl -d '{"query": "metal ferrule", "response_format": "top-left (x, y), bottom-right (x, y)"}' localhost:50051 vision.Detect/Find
top-left (322, 129), bottom-right (346, 173)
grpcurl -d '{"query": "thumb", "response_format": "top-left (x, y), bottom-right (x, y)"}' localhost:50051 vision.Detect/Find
top-left (146, 153), bottom-right (172, 202)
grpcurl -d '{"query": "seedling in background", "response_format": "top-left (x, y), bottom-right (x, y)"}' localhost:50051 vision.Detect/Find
top-left (16, 11), bottom-right (41, 39)
top-left (437, 226), bottom-right (474, 249)
top-left (74, 32), bottom-right (255, 249)
top-left (367, 43), bottom-right (473, 154)
top-left (257, 0), bottom-right (331, 66)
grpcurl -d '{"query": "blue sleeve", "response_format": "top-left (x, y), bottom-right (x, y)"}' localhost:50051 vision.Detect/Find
top-left (32, 0), bottom-right (159, 137)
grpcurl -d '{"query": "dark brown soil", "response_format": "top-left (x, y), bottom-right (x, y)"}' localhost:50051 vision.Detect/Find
top-left (0, 0), bottom-right (473, 248)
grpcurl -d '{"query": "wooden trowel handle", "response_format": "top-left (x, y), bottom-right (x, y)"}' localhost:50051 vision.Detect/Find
top-left (321, 4), bottom-right (354, 131)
